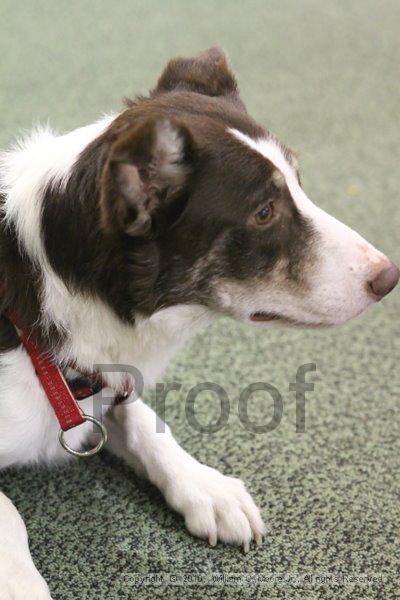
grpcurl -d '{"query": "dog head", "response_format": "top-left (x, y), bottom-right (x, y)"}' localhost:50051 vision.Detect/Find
top-left (98, 47), bottom-right (398, 327)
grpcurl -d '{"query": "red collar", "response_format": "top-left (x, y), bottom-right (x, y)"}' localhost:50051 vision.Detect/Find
top-left (8, 310), bottom-right (88, 431)
top-left (5, 310), bottom-right (132, 437)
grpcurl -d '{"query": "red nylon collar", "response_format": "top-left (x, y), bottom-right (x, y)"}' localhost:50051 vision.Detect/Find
top-left (3, 306), bottom-right (134, 436)
top-left (7, 311), bottom-right (86, 431)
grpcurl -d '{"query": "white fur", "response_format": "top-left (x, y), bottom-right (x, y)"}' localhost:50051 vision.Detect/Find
top-left (0, 119), bottom-right (211, 386)
top-left (105, 398), bottom-right (265, 550)
top-left (0, 117), bottom-right (264, 591)
top-left (0, 346), bottom-right (98, 469)
top-left (0, 115), bottom-right (393, 591)
top-left (0, 116), bottom-right (114, 264)
top-left (228, 128), bottom-right (390, 325)
top-left (49, 289), bottom-right (212, 388)
top-left (0, 492), bottom-right (52, 599)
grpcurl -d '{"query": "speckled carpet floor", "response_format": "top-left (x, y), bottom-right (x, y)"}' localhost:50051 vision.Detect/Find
top-left (0, 1), bottom-right (399, 598)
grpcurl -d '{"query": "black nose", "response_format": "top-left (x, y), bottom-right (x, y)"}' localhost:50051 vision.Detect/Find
top-left (368, 262), bottom-right (400, 299)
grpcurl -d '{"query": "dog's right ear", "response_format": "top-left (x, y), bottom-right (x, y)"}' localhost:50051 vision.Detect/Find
top-left (100, 118), bottom-right (195, 237)
top-left (153, 46), bottom-right (240, 100)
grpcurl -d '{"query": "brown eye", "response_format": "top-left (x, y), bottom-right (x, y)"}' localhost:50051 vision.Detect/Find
top-left (254, 203), bottom-right (274, 225)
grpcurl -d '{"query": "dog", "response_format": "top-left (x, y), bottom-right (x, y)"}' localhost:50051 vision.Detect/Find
top-left (0, 47), bottom-right (398, 598)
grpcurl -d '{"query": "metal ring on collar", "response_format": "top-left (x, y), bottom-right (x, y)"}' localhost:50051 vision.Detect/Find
top-left (58, 414), bottom-right (108, 458)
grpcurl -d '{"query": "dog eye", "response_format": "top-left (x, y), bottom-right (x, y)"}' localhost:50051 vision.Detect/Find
top-left (254, 203), bottom-right (274, 225)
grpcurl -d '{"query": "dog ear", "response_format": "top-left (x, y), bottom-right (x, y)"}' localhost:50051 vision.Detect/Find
top-left (100, 118), bottom-right (194, 236)
top-left (153, 46), bottom-right (239, 99)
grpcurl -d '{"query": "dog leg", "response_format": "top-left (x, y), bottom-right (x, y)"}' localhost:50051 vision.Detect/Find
top-left (0, 491), bottom-right (52, 599)
top-left (105, 398), bottom-right (265, 551)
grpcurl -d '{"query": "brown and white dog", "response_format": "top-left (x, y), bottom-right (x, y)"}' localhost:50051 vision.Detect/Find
top-left (0, 47), bottom-right (398, 598)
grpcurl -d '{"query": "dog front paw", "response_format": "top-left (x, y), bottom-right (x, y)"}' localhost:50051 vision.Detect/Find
top-left (164, 463), bottom-right (265, 552)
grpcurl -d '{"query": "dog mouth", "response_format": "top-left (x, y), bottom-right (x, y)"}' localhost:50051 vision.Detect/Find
top-left (250, 311), bottom-right (282, 323)
top-left (250, 311), bottom-right (327, 328)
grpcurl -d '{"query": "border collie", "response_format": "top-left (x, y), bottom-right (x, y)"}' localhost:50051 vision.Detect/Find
top-left (0, 47), bottom-right (398, 598)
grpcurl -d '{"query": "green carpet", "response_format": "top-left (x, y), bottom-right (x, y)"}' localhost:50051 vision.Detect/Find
top-left (1, 1), bottom-right (399, 598)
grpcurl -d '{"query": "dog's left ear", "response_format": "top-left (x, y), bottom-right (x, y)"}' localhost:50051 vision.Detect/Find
top-left (100, 118), bottom-right (194, 236)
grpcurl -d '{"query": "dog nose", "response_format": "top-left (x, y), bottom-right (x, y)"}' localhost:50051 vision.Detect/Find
top-left (368, 262), bottom-right (400, 300)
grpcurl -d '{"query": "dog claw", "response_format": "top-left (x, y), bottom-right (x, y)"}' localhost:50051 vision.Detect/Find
top-left (243, 540), bottom-right (250, 554)
top-left (208, 534), bottom-right (217, 547)
top-left (254, 532), bottom-right (263, 546)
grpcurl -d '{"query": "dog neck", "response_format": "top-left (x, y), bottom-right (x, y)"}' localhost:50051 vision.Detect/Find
top-left (0, 117), bottom-right (213, 389)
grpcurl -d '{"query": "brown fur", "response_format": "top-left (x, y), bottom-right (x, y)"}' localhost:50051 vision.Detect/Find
top-left (0, 47), bottom-right (313, 355)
